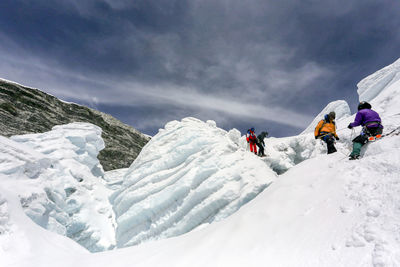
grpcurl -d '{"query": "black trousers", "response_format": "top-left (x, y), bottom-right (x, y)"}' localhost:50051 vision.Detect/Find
top-left (322, 135), bottom-right (337, 154)
top-left (256, 143), bottom-right (265, 156)
top-left (352, 127), bottom-right (383, 144)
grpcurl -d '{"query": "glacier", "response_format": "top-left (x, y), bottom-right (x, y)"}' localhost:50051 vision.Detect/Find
top-left (1, 57), bottom-right (400, 266)
top-left (111, 118), bottom-right (276, 247)
top-left (1, 123), bottom-right (116, 252)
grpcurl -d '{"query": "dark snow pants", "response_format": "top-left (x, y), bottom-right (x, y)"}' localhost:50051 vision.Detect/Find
top-left (256, 142), bottom-right (265, 156)
top-left (322, 134), bottom-right (337, 154)
top-left (350, 127), bottom-right (383, 157)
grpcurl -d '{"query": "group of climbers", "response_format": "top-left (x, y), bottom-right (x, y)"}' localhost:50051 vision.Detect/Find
top-left (246, 128), bottom-right (268, 157)
top-left (247, 101), bottom-right (382, 161)
top-left (314, 101), bottom-right (383, 160)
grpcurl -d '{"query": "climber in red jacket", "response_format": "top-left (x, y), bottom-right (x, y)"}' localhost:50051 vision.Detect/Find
top-left (246, 128), bottom-right (257, 154)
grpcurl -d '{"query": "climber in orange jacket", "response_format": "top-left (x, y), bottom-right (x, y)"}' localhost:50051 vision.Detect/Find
top-left (314, 112), bottom-right (339, 154)
top-left (246, 128), bottom-right (257, 154)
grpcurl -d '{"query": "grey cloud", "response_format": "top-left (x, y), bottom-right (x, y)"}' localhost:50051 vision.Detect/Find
top-left (0, 0), bottom-right (399, 136)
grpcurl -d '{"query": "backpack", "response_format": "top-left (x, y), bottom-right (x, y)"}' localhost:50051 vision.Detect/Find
top-left (317, 115), bottom-right (335, 136)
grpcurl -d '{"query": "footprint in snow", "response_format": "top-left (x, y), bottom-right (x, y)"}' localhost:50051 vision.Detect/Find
top-left (366, 209), bottom-right (380, 217)
top-left (346, 233), bottom-right (366, 248)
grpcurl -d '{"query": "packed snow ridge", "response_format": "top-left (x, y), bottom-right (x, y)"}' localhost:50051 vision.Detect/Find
top-left (111, 118), bottom-right (276, 247)
top-left (1, 123), bottom-right (116, 252)
top-left (0, 118), bottom-right (277, 252)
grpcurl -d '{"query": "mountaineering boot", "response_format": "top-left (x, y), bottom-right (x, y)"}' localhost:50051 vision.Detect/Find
top-left (350, 142), bottom-right (363, 158)
top-left (349, 155), bottom-right (360, 160)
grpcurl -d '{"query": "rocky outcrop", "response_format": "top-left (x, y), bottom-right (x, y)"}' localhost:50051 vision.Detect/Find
top-left (0, 79), bottom-right (149, 171)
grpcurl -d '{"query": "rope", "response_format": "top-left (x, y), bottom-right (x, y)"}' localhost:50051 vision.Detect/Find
top-left (337, 149), bottom-right (350, 160)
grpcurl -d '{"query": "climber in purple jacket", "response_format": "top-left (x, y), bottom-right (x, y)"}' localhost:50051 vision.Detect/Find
top-left (347, 101), bottom-right (383, 160)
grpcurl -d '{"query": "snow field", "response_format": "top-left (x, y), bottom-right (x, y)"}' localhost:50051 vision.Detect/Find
top-left (79, 133), bottom-right (400, 267)
top-left (112, 118), bottom-right (276, 247)
top-left (0, 183), bottom-right (88, 267)
top-left (2, 57), bottom-right (400, 266)
top-left (336, 135), bottom-right (400, 266)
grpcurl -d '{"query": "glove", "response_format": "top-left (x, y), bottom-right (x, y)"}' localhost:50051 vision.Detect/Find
top-left (315, 136), bottom-right (318, 139)
top-left (348, 123), bottom-right (353, 129)
top-left (336, 137), bottom-right (340, 141)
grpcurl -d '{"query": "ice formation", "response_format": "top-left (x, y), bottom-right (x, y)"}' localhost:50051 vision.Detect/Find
top-left (260, 61), bottom-right (400, 174)
top-left (2, 57), bottom-right (400, 266)
top-left (112, 118), bottom-right (276, 247)
top-left (1, 123), bottom-right (115, 252)
top-left (357, 58), bottom-right (400, 104)
top-left (77, 57), bottom-right (400, 267)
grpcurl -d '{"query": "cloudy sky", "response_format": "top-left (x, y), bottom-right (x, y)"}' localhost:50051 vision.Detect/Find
top-left (0, 0), bottom-right (399, 136)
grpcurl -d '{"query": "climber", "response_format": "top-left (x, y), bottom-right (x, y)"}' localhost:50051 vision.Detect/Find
top-left (256, 131), bottom-right (268, 157)
top-left (246, 128), bottom-right (258, 155)
top-left (314, 111), bottom-right (339, 154)
top-left (347, 101), bottom-right (383, 160)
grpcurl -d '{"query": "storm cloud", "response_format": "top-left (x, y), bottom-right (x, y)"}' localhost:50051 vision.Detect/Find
top-left (0, 0), bottom-right (399, 136)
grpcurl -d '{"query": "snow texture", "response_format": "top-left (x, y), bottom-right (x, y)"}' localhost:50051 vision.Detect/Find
top-left (111, 118), bottom-right (276, 247)
top-left (77, 57), bottom-right (400, 267)
top-left (0, 135), bottom-right (52, 179)
top-left (357, 58), bottom-right (400, 117)
top-left (357, 58), bottom-right (400, 104)
top-left (2, 57), bottom-right (400, 266)
top-left (1, 123), bottom-right (116, 252)
top-left (301, 100), bottom-right (351, 135)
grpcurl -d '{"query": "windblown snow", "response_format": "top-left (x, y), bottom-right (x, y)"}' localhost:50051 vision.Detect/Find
top-left (1, 58), bottom-right (400, 267)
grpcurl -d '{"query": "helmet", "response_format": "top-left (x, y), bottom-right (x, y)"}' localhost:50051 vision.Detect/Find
top-left (358, 101), bottom-right (372, 110)
top-left (250, 127), bottom-right (255, 132)
top-left (328, 111), bottom-right (336, 120)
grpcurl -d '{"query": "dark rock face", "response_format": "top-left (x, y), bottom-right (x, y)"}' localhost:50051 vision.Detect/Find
top-left (0, 79), bottom-right (150, 171)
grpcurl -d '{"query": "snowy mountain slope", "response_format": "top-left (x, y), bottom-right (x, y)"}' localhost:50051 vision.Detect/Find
top-left (79, 58), bottom-right (400, 266)
top-left (301, 100), bottom-right (351, 135)
top-left (357, 58), bottom-right (400, 104)
top-left (261, 64), bottom-right (400, 174)
top-left (77, 133), bottom-right (400, 267)
top-left (0, 123), bottom-right (116, 252)
top-left (111, 118), bottom-right (277, 247)
top-left (261, 102), bottom-right (353, 174)
top-left (2, 58), bottom-right (400, 267)
top-left (0, 78), bottom-right (150, 171)
top-left (265, 58), bottom-right (400, 171)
